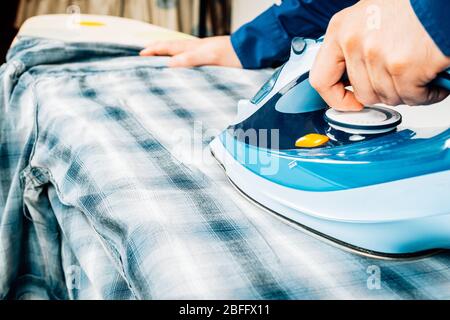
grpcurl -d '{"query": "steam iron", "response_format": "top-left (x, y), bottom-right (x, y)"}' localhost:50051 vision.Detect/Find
top-left (210, 37), bottom-right (450, 259)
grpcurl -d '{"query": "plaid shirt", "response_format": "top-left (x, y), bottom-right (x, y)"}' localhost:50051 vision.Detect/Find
top-left (1, 37), bottom-right (450, 300)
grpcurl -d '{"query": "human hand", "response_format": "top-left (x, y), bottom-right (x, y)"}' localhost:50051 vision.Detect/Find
top-left (140, 36), bottom-right (242, 68)
top-left (310, 0), bottom-right (450, 111)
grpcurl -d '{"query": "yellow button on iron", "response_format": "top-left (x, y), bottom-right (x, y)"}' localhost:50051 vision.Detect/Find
top-left (295, 134), bottom-right (329, 148)
top-left (79, 21), bottom-right (105, 27)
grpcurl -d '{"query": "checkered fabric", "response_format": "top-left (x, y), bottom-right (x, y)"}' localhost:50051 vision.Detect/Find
top-left (1, 37), bottom-right (450, 300)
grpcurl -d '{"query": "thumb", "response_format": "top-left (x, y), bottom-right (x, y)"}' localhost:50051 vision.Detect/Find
top-left (310, 37), bottom-right (363, 111)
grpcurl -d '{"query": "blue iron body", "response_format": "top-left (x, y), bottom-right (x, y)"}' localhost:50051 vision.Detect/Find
top-left (210, 37), bottom-right (450, 258)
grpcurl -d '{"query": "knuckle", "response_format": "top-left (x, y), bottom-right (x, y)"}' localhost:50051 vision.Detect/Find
top-left (363, 45), bottom-right (379, 64)
top-left (386, 59), bottom-right (409, 76)
top-left (342, 35), bottom-right (360, 54)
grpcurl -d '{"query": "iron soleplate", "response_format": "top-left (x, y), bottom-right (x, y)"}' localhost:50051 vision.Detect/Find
top-left (211, 149), bottom-right (443, 261)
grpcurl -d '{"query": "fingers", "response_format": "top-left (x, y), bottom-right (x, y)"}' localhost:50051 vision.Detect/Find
top-left (140, 39), bottom-right (204, 68)
top-left (139, 36), bottom-right (242, 69)
top-left (366, 67), bottom-right (403, 106)
top-left (168, 48), bottom-right (222, 68)
top-left (392, 73), bottom-right (450, 106)
top-left (168, 50), bottom-right (207, 68)
top-left (310, 34), bottom-right (363, 111)
top-left (139, 40), bottom-right (198, 57)
top-left (424, 87), bottom-right (450, 105)
top-left (345, 54), bottom-right (379, 106)
top-left (364, 48), bottom-right (403, 106)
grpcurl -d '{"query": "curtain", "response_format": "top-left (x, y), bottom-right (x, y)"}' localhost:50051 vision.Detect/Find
top-left (15, 0), bottom-right (231, 36)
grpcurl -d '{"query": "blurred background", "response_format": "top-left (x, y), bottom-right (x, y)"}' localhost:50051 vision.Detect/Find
top-left (1, 0), bottom-right (274, 63)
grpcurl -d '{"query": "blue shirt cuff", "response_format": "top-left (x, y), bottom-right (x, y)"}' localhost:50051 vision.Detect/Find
top-left (231, 7), bottom-right (291, 69)
top-left (410, 0), bottom-right (450, 56)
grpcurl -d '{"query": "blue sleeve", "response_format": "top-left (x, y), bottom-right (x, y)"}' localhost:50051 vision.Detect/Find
top-left (410, 0), bottom-right (450, 56)
top-left (230, 0), bottom-right (357, 69)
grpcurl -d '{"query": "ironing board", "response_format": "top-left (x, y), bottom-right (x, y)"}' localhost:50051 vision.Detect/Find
top-left (13, 14), bottom-right (195, 48)
top-left (2, 15), bottom-right (450, 300)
